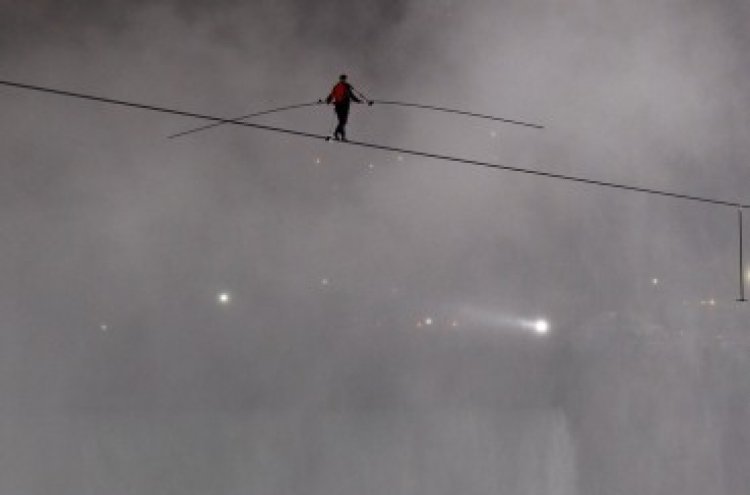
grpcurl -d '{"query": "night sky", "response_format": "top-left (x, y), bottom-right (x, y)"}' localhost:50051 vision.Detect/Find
top-left (1, 1), bottom-right (749, 493)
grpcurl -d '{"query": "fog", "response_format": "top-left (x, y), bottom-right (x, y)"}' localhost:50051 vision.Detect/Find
top-left (0, 0), bottom-right (748, 493)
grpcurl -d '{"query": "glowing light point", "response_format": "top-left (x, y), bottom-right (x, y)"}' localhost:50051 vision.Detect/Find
top-left (321, 278), bottom-right (330, 286)
top-left (490, 130), bottom-right (497, 138)
top-left (652, 278), bottom-right (659, 285)
top-left (315, 158), bottom-right (321, 164)
top-left (424, 317), bottom-right (433, 326)
top-left (217, 292), bottom-right (231, 305)
top-left (534, 319), bottom-right (550, 335)
top-left (397, 155), bottom-right (404, 161)
top-left (100, 324), bottom-right (108, 332)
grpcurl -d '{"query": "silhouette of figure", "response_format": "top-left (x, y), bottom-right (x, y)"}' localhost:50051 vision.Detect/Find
top-left (325, 74), bottom-right (362, 141)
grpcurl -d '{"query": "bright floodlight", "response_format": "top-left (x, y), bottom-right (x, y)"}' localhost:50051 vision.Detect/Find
top-left (534, 319), bottom-right (550, 335)
top-left (217, 292), bottom-right (231, 305)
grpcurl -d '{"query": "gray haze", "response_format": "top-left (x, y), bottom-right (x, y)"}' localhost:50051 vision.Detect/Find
top-left (0, 0), bottom-right (749, 493)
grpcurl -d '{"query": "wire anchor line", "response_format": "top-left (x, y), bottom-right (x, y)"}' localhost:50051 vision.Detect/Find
top-left (0, 78), bottom-right (747, 210)
top-left (739, 209), bottom-right (747, 302)
top-left (369, 100), bottom-right (544, 129)
top-left (167, 101), bottom-right (322, 139)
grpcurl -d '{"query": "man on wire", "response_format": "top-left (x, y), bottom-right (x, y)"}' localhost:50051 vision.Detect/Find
top-left (324, 74), bottom-right (363, 141)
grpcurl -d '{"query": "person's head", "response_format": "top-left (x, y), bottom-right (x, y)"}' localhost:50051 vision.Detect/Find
top-left (339, 74), bottom-right (347, 81)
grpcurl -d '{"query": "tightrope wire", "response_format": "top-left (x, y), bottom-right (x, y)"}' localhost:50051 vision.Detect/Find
top-left (0, 78), bottom-right (746, 210)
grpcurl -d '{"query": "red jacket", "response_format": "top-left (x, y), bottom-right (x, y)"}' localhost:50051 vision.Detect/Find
top-left (326, 82), bottom-right (361, 104)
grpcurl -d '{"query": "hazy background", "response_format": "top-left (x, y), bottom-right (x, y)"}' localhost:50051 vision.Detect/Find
top-left (0, 0), bottom-right (748, 493)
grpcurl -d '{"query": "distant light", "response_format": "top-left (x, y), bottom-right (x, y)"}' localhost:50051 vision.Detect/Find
top-left (534, 319), bottom-right (550, 335)
top-left (709, 299), bottom-right (716, 307)
top-left (451, 320), bottom-right (459, 328)
top-left (652, 278), bottom-right (659, 285)
top-left (321, 278), bottom-right (330, 286)
top-left (397, 155), bottom-right (404, 161)
top-left (424, 317), bottom-right (433, 326)
top-left (490, 130), bottom-right (497, 138)
top-left (217, 292), bottom-right (231, 305)
top-left (315, 158), bottom-right (321, 164)
top-left (100, 324), bottom-right (108, 332)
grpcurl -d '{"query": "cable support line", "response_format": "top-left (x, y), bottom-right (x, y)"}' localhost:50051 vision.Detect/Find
top-left (167, 101), bottom-right (322, 139)
top-left (1, 78), bottom-right (748, 210)
top-left (739, 209), bottom-right (747, 302)
top-left (370, 100), bottom-right (544, 129)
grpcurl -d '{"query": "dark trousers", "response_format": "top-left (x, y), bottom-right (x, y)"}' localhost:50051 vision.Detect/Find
top-left (334, 102), bottom-right (350, 138)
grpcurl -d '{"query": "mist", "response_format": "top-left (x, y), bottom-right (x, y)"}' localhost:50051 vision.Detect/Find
top-left (0, 0), bottom-right (748, 493)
